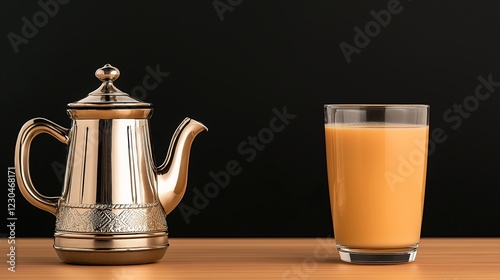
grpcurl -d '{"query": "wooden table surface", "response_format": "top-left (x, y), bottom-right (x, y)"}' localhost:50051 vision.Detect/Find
top-left (2, 238), bottom-right (500, 279)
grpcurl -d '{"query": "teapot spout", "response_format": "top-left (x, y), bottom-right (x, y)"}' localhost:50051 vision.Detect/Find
top-left (157, 118), bottom-right (207, 215)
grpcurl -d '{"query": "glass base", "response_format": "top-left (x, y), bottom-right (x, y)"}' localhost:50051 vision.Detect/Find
top-left (337, 244), bottom-right (418, 264)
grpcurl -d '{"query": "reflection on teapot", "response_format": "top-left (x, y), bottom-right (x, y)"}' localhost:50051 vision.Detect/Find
top-left (14, 64), bottom-right (207, 265)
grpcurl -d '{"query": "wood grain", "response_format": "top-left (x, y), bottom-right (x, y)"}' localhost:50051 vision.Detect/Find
top-left (2, 238), bottom-right (500, 279)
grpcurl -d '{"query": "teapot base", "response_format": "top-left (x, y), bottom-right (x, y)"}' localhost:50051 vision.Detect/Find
top-left (55, 247), bottom-right (167, 265)
top-left (54, 231), bottom-right (168, 265)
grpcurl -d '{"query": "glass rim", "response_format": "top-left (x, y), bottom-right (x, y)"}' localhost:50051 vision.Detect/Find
top-left (324, 104), bottom-right (429, 109)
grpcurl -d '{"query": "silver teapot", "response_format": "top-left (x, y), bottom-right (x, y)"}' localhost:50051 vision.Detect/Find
top-left (14, 64), bottom-right (207, 264)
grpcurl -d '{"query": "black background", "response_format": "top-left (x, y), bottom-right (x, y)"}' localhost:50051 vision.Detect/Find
top-left (2, 0), bottom-right (500, 238)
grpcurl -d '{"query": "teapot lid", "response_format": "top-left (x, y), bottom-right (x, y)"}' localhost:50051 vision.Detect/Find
top-left (68, 64), bottom-right (151, 109)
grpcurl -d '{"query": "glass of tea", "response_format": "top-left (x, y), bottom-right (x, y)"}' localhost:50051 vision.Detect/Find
top-left (324, 104), bottom-right (429, 263)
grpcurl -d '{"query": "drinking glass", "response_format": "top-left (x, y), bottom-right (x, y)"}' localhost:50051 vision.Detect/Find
top-left (324, 104), bottom-right (429, 263)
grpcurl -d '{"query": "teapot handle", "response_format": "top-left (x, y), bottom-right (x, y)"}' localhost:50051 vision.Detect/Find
top-left (15, 118), bottom-right (69, 215)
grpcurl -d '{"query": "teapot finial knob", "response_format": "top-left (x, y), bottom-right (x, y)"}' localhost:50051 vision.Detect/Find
top-left (95, 63), bottom-right (120, 83)
top-left (93, 64), bottom-right (122, 94)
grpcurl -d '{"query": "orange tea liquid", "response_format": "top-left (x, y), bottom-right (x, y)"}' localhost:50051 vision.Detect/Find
top-left (325, 124), bottom-right (428, 248)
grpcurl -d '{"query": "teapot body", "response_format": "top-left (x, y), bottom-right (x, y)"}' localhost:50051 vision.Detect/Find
top-left (52, 116), bottom-right (169, 264)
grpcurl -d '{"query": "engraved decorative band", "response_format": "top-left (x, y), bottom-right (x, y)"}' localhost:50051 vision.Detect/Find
top-left (59, 202), bottom-right (160, 209)
top-left (55, 203), bottom-right (167, 233)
